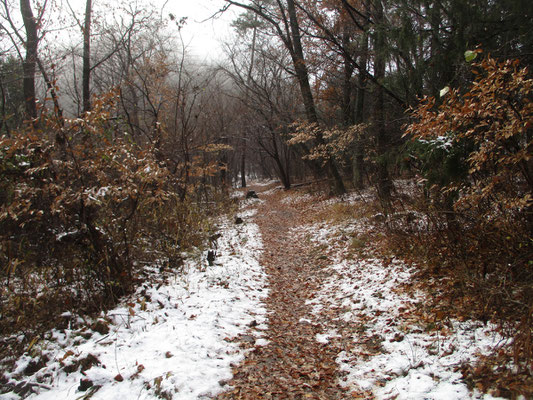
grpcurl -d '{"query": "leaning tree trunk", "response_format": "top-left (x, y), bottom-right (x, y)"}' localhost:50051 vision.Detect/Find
top-left (286, 0), bottom-right (317, 124)
top-left (286, 0), bottom-right (346, 195)
top-left (20, 0), bottom-right (38, 120)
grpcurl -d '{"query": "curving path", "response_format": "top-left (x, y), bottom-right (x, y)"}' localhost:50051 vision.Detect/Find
top-left (217, 186), bottom-right (349, 399)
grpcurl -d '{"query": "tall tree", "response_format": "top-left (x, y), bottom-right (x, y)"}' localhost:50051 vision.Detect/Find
top-left (223, 25), bottom-right (297, 189)
top-left (241, 12), bottom-right (258, 188)
top-left (371, 0), bottom-right (392, 206)
top-left (225, 0), bottom-right (346, 193)
top-left (353, 29), bottom-right (368, 189)
top-left (19, 0), bottom-right (37, 119)
top-left (82, 0), bottom-right (92, 112)
top-left (286, 0), bottom-right (318, 124)
top-left (0, 56), bottom-right (25, 134)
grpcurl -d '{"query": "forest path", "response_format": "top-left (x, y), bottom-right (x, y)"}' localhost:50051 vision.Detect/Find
top-left (217, 185), bottom-right (349, 399)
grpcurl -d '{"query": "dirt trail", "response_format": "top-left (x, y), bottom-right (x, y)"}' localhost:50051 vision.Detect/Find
top-left (217, 187), bottom-right (349, 399)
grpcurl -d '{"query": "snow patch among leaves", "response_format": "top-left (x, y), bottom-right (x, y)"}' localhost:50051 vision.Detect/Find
top-left (3, 212), bottom-right (268, 400)
top-left (299, 218), bottom-right (510, 400)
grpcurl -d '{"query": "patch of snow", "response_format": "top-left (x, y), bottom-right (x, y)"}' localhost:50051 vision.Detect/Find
top-left (248, 179), bottom-right (278, 187)
top-left (298, 213), bottom-right (508, 400)
top-left (55, 230), bottom-right (79, 241)
top-left (239, 207), bottom-right (259, 219)
top-left (418, 136), bottom-right (454, 152)
top-left (280, 193), bottom-right (314, 205)
top-left (321, 189), bottom-right (374, 205)
top-left (260, 186), bottom-right (283, 196)
top-left (4, 211), bottom-right (268, 400)
top-left (316, 330), bottom-right (340, 344)
top-left (230, 190), bottom-right (242, 199)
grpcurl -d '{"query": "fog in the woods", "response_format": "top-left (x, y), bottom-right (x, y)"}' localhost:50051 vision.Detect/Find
top-left (1, 0), bottom-right (532, 398)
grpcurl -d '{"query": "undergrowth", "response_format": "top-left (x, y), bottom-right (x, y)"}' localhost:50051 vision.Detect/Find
top-left (312, 182), bottom-right (532, 397)
top-left (0, 93), bottom-right (233, 375)
top-left (388, 54), bottom-right (532, 397)
top-left (383, 190), bottom-right (533, 398)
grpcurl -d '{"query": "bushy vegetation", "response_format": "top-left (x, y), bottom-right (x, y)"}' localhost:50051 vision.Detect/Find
top-left (0, 91), bottom-right (229, 360)
top-left (385, 54), bottom-right (533, 390)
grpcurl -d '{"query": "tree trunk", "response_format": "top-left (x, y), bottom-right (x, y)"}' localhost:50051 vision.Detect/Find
top-left (353, 30), bottom-right (368, 189)
top-left (0, 76), bottom-right (7, 135)
top-left (355, 32), bottom-right (368, 125)
top-left (241, 14), bottom-right (258, 189)
top-left (372, 0), bottom-right (392, 209)
top-left (424, 0), bottom-right (442, 98)
top-left (20, 0), bottom-right (38, 120)
top-left (271, 132), bottom-right (291, 189)
top-left (37, 58), bottom-right (64, 125)
top-left (286, 0), bottom-right (317, 124)
top-left (341, 27), bottom-right (355, 126)
top-left (82, 0), bottom-right (92, 113)
top-left (240, 151), bottom-right (247, 188)
top-left (286, 0), bottom-right (346, 195)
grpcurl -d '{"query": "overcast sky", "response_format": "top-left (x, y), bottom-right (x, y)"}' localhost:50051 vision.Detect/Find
top-left (59, 0), bottom-right (239, 62)
top-left (163, 0), bottom-right (238, 61)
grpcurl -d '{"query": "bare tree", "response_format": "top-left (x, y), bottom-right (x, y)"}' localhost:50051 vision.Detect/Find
top-left (82, 0), bottom-right (91, 112)
top-left (222, 31), bottom-right (299, 188)
top-left (1, 0), bottom-right (67, 124)
top-left (224, 0), bottom-right (346, 194)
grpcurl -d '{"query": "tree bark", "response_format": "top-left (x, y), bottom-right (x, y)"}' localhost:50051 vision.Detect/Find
top-left (286, 0), bottom-right (317, 124)
top-left (355, 32), bottom-right (368, 125)
top-left (372, 0), bottom-right (392, 208)
top-left (241, 14), bottom-right (258, 189)
top-left (240, 151), bottom-right (247, 188)
top-left (353, 31), bottom-right (368, 189)
top-left (82, 0), bottom-right (92, 113)
top-left (20, 0), bottom-right (38, 120)
top-left (341, 27), bottom-right (354, 126)
top-left (426, 0), bottom-right (441, 98)
top-left (271, 131), bottom-right (291, 189)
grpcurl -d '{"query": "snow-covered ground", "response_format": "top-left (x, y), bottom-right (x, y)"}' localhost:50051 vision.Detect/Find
top-left (2, 207), bottom-right (268, 400)
top-left (2, 187), bottom-right (522, 399)
top-left (298, 217), bottom-right (514, 400)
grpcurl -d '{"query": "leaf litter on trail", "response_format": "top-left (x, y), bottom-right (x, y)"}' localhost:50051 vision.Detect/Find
top-left (217, 189), bottom-right (350, 399)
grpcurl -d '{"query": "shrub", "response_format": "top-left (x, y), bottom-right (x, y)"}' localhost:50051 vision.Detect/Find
top-left (0, 91), bottom-right (223, 352)
top-left (405, 54), bottom-right (533, 378)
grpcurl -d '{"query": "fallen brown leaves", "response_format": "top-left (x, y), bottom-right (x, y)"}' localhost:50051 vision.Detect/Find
top-left (216, 188), bottom-right (350, 399)
top-left (219, 185), bottom-right (533, 399)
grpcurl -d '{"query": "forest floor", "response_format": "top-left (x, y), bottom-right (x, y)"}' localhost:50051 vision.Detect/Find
top-left (1, 181), bottom-right (514, 399)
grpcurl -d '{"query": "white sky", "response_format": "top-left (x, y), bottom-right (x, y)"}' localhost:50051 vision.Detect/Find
top-left (166, 0), bottom-right (238, 61)
top-left (57, 0), bottom-right (239, 62)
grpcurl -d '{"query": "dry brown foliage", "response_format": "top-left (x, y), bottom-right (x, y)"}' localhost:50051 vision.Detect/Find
top-left (0, 91), bottom-right (228, 365)
top-left (394, 54), bottom-right (533, 394)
